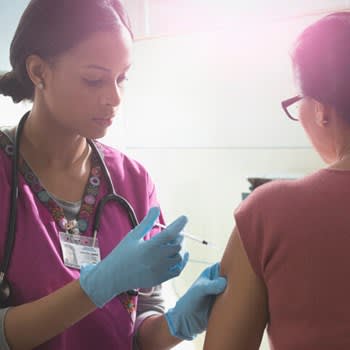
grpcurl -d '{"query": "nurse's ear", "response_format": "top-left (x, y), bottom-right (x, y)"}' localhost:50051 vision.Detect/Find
top-left (26, 54), bottom-right (48, 90)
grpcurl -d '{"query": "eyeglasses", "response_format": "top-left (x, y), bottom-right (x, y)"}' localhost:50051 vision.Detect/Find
top-left (281, 95), bottom-right (303, 121)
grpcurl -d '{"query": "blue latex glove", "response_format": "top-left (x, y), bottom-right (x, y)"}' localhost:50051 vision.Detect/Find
top-left (165, 262), bottom-right (227, 340)
top-left (80, 207), bottom-right (189, 307)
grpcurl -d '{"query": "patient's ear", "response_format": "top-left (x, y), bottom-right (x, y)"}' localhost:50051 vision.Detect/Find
top-left (314, 100), bottom-right (329, 127)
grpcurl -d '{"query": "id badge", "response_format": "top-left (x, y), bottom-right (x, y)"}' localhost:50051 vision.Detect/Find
top-left (59, 232), bottom-right (101, 270)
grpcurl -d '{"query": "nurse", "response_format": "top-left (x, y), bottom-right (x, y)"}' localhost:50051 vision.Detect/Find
top-left (0, 0), bottom-right (226, 349)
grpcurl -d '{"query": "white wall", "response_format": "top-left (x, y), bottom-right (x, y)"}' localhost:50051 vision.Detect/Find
top-left (113, 13), bottom-right (326, 350)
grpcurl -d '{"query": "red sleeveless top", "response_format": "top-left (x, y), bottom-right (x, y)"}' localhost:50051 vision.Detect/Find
top-left (236, 169), bottom-right (350, 350)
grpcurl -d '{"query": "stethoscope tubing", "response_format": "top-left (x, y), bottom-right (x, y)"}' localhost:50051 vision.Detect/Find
top-left (88, 140), bottom-right (141, 297)
top-left (89, 139), bottom-right (139, 233)
top-left (0, 111), bottom-right (28, 278)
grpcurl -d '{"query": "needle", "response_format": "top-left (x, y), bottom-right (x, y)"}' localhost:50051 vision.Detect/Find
top-left (154, 223), bottom-right (218, 249)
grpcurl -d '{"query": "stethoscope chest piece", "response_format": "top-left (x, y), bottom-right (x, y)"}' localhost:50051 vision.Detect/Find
top-left (0, 274), bottom-right (11, 307)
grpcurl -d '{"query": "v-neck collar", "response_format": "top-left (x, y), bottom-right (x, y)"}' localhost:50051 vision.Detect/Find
top-left (0, 128), bottom-right (103, 234)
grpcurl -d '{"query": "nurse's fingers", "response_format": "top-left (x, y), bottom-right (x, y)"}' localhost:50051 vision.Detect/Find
top-left (168, 252), bottom-right (189, 276)
top-left (151, 216), bottom-right (188, 244)
top-left (158, 242), bottom-right (183, 258)
top-left (130, 207), bottom-right (161, 240)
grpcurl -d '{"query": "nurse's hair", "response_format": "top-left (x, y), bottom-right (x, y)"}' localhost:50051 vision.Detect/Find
top-left (0, 0), bottom-right (133, 103)
top-left (292, 12), bottom-right (350, 121)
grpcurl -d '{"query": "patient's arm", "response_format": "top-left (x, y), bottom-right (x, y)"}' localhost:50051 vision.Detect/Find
top-left (203, 227), bottom-right (268, 350)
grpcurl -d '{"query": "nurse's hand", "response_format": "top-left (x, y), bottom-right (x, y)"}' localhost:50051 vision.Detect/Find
top-left (79, 207), bottom-right (189, 308)
top-left (164, 262), bottom-right (227, 340)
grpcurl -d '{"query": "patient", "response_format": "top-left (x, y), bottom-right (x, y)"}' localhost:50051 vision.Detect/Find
top-left (204, 12), bottom-right (350, 350)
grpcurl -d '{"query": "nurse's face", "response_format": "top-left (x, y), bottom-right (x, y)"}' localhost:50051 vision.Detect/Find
top-left (299, 97), bottom-right (335, 163)
top-left (41, 27), bottom-right (133, 139)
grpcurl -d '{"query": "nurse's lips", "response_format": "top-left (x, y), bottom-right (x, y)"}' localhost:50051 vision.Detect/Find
top-left (93, 117), bottom-right (114, 127)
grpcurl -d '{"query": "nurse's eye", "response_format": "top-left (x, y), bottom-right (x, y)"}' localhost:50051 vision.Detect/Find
top-left (84, 78), bottom-right (104, 87)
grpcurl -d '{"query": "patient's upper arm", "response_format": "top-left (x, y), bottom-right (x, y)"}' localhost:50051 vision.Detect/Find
top-left (203, 227), bottom-right (268, 350)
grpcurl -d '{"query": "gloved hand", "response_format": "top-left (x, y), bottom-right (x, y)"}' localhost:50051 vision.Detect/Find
top-left (164, 262), bottom-right (227, 340)
top-left (80, 207), bottom-right (189, 307)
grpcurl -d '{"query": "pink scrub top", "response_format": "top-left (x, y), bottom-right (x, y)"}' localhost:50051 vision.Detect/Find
top-left (0, 130), bottom-right (164, 349)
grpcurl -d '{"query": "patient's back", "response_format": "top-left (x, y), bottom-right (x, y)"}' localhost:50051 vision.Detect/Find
top-left (235, 168), bottom-right (350, 349)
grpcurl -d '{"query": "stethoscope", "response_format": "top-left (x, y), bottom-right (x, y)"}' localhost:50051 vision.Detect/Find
top-left (0, 111), bottom-right (140, 307)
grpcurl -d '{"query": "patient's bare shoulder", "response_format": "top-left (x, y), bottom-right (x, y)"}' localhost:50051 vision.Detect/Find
top-left (203, 227), bottom-right (268, 350)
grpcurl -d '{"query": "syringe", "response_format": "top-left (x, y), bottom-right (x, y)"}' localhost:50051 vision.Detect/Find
top-left (154, 223), bottom-right (218, 249)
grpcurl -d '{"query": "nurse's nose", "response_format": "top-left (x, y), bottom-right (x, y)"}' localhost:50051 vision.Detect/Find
top-left (102, 82), bottom-right (122, 107)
